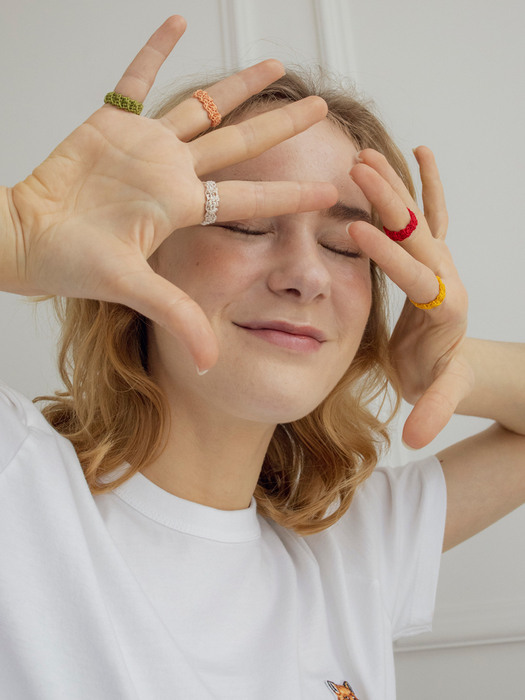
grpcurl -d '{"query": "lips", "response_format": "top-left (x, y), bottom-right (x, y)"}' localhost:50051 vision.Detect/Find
top-left (235, 320), bottom-right (326, 342)
top-left (233, 320), bottom-right (327, 353)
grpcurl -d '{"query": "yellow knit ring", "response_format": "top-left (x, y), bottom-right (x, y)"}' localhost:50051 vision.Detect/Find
top-left (410, 276), bottom-right (446, 310)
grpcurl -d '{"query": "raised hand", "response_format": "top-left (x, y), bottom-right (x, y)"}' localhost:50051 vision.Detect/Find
top-left (3, 16), bottom-right (336, 371)
top-left (348, 147), bottom-right (474, 448)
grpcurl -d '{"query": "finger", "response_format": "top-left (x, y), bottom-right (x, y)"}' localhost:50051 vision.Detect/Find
top-left (201, 180), bottom-right (338, 224)
top-left (348, 220), bottom-right (443, 305)
top-left (190, 96), bottom-right (328, 175)
top-left (413, 146), bottom-right (448, 239)
top-left (356, 148), bottom-right (415, 207)
top-left (351, 161), bottom-right (419, 230)
top-left (350, 163), bottom-right (440, 271)
top-left (111, 16), bottom-right (187, 104)
top-left (402, 361), bottom-right (473, 448)
top-left (113, 263), bottom-right (218, 372)
top-left (164, 60), bottom-right (286, 140)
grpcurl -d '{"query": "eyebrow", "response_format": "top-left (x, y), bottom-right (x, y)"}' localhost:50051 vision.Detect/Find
top-left (321, 201), bottom-right (372, 225)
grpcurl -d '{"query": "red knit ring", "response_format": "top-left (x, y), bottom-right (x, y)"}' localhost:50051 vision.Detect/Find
top-left (383, 208), bottom-right (418, 242)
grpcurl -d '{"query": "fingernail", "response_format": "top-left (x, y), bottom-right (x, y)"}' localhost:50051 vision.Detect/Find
top-left (401, 438), bottom-right (418, 451)
top-left (196, 366), bottom-right (209, 376)
top-left (355, 151), bottom-right (363, 163)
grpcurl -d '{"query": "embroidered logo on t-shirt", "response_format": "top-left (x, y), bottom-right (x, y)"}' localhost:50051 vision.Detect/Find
top-left (326, 679), bottom-right (359, 699)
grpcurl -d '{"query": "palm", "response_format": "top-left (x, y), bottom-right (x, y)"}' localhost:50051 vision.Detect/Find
top-left (14, 110), bottom-right (201, 299)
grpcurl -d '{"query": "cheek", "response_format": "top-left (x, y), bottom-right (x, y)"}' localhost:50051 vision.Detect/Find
top-left (156, 236), bottom-right (260, 310)
top-left (334, 264), bottom-right (373, 332)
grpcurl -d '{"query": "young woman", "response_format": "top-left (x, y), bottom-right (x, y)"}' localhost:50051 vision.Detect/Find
top-left (0, 16), bottom-right (523, 700)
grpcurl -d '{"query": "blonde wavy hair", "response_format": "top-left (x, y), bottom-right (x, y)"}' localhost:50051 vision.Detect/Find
top-left (37, 69), bottom-right (415, 536)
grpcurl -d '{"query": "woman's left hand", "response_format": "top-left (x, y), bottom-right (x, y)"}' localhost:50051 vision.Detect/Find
top-left (348, 147), bottom-right (474, 448)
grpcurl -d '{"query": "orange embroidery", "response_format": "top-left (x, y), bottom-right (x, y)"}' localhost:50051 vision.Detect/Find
top-left (326, 679), bottom-right (359, 699)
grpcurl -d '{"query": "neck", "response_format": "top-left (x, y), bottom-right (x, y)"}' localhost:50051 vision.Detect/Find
top-left (140, 392), bottom-right (275, 511)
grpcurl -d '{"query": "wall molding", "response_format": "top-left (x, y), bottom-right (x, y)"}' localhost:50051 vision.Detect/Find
top-left (218, 0), bottom-right (252, 71)
top-left (219, 0), bottom-right (358, 76)
top-left (311, 0), bottom-right (358, 77)
top-left (395, 597), bottom-right (525, 652)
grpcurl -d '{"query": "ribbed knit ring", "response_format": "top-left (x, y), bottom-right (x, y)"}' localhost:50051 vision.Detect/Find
top-left (192, 90), bottom-right (222, 128)
top-left (410, 276), bottom-right (446, 310)
top-left (383, 208), bottom-right (418, 242)
top-left (104, 91), bottom-right (143, 115)
top-left (201, 181), bottom-right (220, 226)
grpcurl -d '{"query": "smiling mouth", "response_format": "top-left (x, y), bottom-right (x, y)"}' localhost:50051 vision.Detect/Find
top-left (234, 321), bottom-right (326, 352)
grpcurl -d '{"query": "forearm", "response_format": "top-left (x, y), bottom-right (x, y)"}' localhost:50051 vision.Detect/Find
top-left (456, 337), bottom-right (525, 434)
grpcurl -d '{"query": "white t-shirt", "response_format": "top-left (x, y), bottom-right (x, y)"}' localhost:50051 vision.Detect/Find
top-left (0, 381), bottom-right (446, 700)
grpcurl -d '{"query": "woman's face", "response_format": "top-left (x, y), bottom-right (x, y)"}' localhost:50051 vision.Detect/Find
top-left (150, 118), bottom-right (373, 425)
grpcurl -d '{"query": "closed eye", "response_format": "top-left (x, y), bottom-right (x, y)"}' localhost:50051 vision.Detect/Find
top-left (221, 224), bottom-right (361, 259)
top-left (322, 244), bottom-right (361, 259)
top-left (220, 224), bottom-right (267, 236)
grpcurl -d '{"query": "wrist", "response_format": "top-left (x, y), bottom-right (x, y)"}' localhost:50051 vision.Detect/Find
top-left (0, 184), bottom-right (35, 296)
top-left (0, 186), bottom-right (21, 291)
top-left (455, 338), bottom-right (525, 434)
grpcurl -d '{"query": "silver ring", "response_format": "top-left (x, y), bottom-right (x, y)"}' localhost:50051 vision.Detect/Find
top-left (201, 181), bottom-right (219, 226)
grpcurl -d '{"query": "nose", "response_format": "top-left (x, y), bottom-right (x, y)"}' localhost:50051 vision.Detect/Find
top-left (266, 232), bottom-right (331, 304)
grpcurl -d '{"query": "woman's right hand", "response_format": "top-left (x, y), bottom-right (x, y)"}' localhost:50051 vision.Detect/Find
top-left (1, 16), bottom-right (336, 371)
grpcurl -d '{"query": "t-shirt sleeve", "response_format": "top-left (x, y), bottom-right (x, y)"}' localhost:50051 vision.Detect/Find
top-left (340, 456), bottom-right (447, 640)
top-left (0, 381), bottom-right (32, 476)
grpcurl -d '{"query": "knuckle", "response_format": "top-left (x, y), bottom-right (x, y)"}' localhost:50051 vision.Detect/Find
top-left (251, 181), bottom-right (266, 216)
top-left (407, 264), bottom-right (426, 293)
top-left (424, 387), bottom-right (456, 415)
top-left (379, 189), bottom-right (398, 212)
top-left (237, 120), bottom-right (258, 156)
top-left (161, 292), bottom-right (198, 330)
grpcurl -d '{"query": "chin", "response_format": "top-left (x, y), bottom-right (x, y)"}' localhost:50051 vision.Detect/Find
top-left (253, 398), bottom-right (323, 424)
top-left (230, 400), bottom-right (321, 427)
top-left (216, 368), bottom-right (338, 426)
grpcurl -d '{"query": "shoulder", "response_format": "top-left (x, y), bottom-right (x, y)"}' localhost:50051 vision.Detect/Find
top-left (308, 456), bottom-right (446, 559)
top-left (0, 380), bottom-right (63, 474)
top-left (355, 455), bottom-right (445, 518)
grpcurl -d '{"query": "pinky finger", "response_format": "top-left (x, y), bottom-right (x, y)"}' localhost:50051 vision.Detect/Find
top-left (413, 146), bottom-right (448, 240)
top-left (112, 16), bottom-right (187, 105)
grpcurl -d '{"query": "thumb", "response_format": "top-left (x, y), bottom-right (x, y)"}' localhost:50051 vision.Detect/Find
top-left (402, 359), bottom-right (473, 449)
top-left (115, 265), bottom-right (219, 372)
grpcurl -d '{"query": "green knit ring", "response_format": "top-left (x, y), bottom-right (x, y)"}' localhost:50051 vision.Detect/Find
top-left (104, 91), bottom-right (143, 115)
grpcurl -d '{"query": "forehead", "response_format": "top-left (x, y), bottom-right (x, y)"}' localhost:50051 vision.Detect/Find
top-left (210, 118), bottom-right (368, 210)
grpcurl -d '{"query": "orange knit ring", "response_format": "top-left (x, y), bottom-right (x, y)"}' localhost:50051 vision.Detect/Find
top-left (192, 90), bottom-right (222, 128)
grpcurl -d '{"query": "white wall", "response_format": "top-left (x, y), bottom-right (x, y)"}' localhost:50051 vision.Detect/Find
top-left (345, 1), bottom-right (525, 694)
top-left (1, 0), bottom-right (524, 697)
